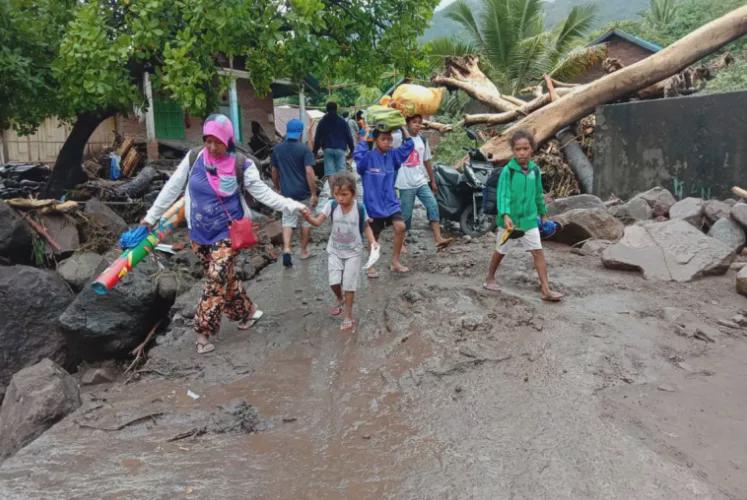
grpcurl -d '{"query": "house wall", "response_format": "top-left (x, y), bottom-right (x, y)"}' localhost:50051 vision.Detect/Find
top-left (593, 90), bottom-right (747, 200)
top-left (572, 37), bottom-right (655, 84)
top-left (3, 116), bottom-right (116, 164)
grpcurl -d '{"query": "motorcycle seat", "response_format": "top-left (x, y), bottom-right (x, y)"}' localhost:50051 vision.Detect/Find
top-left (436, 165), bottom-right (461, 186)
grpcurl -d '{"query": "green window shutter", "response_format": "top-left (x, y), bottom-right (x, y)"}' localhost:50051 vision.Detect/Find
top-left (154, 97), bottom-right (185, 140)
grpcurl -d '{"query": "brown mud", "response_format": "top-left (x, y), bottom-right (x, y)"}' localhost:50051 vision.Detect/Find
top-left (1, 221), bottom-right (746, 499)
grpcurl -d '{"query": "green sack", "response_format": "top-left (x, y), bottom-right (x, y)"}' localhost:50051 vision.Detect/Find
top-left (366, 105), bottom-right (405, 132)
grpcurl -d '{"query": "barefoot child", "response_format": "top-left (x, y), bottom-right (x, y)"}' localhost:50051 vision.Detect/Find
top-left (303, 172), bottom-right (378, 331)
top-left (483, 129), bottom-right (563, 302)
top-left (354, 126), bottom-right (413, 277)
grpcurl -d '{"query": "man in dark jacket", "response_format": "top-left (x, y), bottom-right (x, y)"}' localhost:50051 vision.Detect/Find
top-left (313, 102), bottom-right (355, 186)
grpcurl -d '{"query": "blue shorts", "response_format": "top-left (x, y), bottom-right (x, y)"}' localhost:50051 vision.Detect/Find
top-left (323, 149), bottom-right (347, 177)
top-left (399, 184), bottom-right (439, 230)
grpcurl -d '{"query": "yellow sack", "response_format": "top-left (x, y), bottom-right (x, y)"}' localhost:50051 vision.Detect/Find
top-left (391, 84), bottom-right (445, 117)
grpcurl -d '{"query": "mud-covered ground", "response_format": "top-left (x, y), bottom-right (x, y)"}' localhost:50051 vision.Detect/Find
top-left (1, 216), bottom-right (747, 500)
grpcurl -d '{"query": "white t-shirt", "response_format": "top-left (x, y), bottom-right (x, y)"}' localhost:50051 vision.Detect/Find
top-left (393, 133), bottom-right (432, 190)
top-left (322, 200), bottom-right (364, 259)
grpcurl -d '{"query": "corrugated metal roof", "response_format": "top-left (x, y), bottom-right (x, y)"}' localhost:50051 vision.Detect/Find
top-left (590, 29), bottom-right (662, 53)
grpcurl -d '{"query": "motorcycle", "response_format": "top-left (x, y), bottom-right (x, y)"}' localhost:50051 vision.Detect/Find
top-left (433, 130), bottom-right (495, 236)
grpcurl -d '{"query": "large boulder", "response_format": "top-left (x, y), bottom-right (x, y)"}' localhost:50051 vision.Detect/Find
top-left (0, 202), bottom-right (32, 264)
top-left (546, 194), bottom-right (606, 216)
top-left (57, 252), bottom-right (106, 291)
top-left (38, 214), bottom-right (80, 256)
top-left (738, 266), bottom-right (747, 296)
top-left (551, 208), bottom-right (624, 246)
top-left (730, 203), bottom-right (747, 228)
top-left (707, 217), bottom-right (746, 253)
top-left (58, 258), bottom-right (173, 361)
top-left (704, 200), bottom-right (732, 224)
top-left (669, 197), bottom-right (704, 228)
top-left (0, 359), bottom-right (80, 460)
top-left (84, 198), bottom-right (127, 236)
top-left (610, 197), bottom-right (652, 223)
top-left (0, 266), bottom-right (74, 398)
top-left (633, 187), bottom-right (677, 216)
top-left (602, 219), bottom-right (735, 282)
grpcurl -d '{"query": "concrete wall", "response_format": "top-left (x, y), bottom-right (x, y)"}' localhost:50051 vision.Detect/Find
top-left (593, 90), bottom-right (747, 200)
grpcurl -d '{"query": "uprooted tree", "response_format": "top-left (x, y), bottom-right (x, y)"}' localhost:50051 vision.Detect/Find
top-left (429, 5), bottom-right (747, 166)
top-left (1, 0), bottom-right (439, 198)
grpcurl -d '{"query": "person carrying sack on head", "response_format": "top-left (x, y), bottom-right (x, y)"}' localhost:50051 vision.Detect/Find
top-left (142, 114), bottom-right (309, 354)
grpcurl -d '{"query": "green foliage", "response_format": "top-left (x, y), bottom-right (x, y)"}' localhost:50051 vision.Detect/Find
top-left (440, 0), bottom-right (599, 92)
top-left (645, 0), bottom-right (678, 30)
top-left (704, 57), bottom-right (747, 94)
top-left (2, 0), bottom-right (440, 135)
top-left (0, 0), bottom-right (75, 132)
top-left (431, 124), bottom-right (476, 164)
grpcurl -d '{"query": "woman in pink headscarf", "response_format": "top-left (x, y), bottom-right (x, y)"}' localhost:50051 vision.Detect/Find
top-left (143, 114), bottom-right (308, 353)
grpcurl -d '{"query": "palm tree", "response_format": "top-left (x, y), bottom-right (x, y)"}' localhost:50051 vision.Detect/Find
top-left (645, 0), bottom-right (678, 29)
top-left (432, 0), bottom-right (604, 94)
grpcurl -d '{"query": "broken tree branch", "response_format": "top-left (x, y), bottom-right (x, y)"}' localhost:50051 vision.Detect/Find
top-left (480, 6), bottom-right (747, 164)
top-left (422, 120), bottom-right (454, 133)
top-left (432, 56), bottom-right (519, 113)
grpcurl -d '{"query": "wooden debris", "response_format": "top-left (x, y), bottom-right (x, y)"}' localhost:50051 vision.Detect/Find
top-left (15, 210), bottom-right (63, 253)
top-left (122, 148), bottom-right (141, 177)
top-left (431, 56), bottom-right (519, 113)
top-left (116, 137), bottom-right (135, 158)
top-left (113, 166), bottom-right (157, 198)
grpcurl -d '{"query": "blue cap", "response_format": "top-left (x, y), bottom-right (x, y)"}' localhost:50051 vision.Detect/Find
top-left (286, 119), bottom-right (304, 140)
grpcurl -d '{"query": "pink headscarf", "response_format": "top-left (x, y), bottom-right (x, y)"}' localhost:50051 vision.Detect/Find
top-left (201, 114), bottom-right (239, 196)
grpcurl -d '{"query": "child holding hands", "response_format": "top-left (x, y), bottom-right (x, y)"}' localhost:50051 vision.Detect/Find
top-left (303, 172), bottom-right (379, 331)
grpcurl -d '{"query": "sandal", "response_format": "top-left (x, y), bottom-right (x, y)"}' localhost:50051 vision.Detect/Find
top-left (482, 282), bottom-right (500, 292)
top-left (238, 307), bottom-right (264, 330)
top-left (367, 269), bottom-right (380, 279)
top-left (196, 340), bottom-right (215, 354)
top-left (329, 304), bottom-right (344, 317)
top-left (389, 265), bottom-right (410, 274)
top-left (340, 318), bottom-right (355, 332)
top-left (541, 291), bottom-right (564, 302)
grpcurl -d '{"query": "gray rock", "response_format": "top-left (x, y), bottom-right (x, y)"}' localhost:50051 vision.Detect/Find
top-left (611, 197), bottom-right (652, 223)
top-left (730, 203), bottom-right (747, 228)
top-left (669, 197), bottom-right (704, 228)
top-left (58, 258), bottom-right (173, 361)
top-left (79, 362), bottom-right (119, 386)
top-left (551, 208), bottom-right (625, 245)
top-left (602, 219), bottom-right (735, 282)
top-left (156, 270), bottom-right (196, 302)
top-left (571, 239), bottom-right (613, 257)
top-left (57, 252), bottom-right (106, 291)
top-left (84, 198), bottom-right (127, 235)
top-left (0, 266), bottom-right (74, 398)
top-left (0, 359), bottom-right (80, 459)
top-left (37, 214), bottom-right (80, 256)
top-left (0, 202), bottom-right (32, 264)
top-left (737, 266), bottom-right (747, 297)
top-left (723, 198), bottom-right (738, 207)
top-left (634, 187), bottom-right (677, 213)
top-left (546, 194), bottom-right (606, 216)
top-left (707, 217), bottom-right (745, 253)
top-left (703, 200), bottom-right (732, 224)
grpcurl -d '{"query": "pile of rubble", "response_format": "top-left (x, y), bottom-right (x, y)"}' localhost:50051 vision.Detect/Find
top-left (546, 187), bottom-right (747, 293)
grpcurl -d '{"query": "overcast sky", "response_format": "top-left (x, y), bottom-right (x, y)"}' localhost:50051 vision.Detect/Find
top-left (438, 0), bottom-right (556, 9)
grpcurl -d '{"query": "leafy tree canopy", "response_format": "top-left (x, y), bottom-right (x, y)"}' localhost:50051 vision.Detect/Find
top-left (2, 0), bottom-right (439, 133)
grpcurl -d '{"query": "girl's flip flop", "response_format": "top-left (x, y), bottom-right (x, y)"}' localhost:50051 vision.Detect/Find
top-left (238, 308), bottom-right (264, 330)
top-left (340, 318), bottom-right (355, 332)
top-left (329, 304), bottom-right (344, 317)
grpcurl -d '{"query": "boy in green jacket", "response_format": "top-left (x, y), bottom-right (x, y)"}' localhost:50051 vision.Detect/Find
top-left (483, 130), bottom-right (563, 302)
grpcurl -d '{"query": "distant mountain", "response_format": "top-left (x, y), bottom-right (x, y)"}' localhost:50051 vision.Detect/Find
top-left (421, 0), bottom-right (651, 42)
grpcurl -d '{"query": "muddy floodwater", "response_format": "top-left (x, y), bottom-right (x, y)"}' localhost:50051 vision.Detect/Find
top-left (1, 223), bottom-right (746, 499)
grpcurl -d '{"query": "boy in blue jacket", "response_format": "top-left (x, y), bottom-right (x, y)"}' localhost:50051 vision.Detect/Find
top-left (354, 126), bottom-right (414, 277)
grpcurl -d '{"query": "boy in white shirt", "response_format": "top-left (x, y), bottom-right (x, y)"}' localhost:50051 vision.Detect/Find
top-left (394, 115), bottom-right (453, 249)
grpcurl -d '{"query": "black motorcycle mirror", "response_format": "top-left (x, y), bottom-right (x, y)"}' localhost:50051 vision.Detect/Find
top-left (465, 129), bottom-right (478, 143)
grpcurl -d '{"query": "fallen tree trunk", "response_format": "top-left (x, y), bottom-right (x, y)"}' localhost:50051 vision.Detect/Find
top-left (480, 6), bottom-right (747, 164)
top-left (422, 120), bottom-right (454, 133)
top-left (463, 88), bottom-right (575, 127)
top-left (112, 166), bottom-right (157, 199)
top-left (431, 56), bottom-right (518, 113)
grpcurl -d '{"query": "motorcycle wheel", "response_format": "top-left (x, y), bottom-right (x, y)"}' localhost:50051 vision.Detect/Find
top-left (459, 205), bottom-right (494, 237)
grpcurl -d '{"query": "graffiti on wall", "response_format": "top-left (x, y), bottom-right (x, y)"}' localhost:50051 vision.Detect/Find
top-left (673, 177), bottom-right (712, 200)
